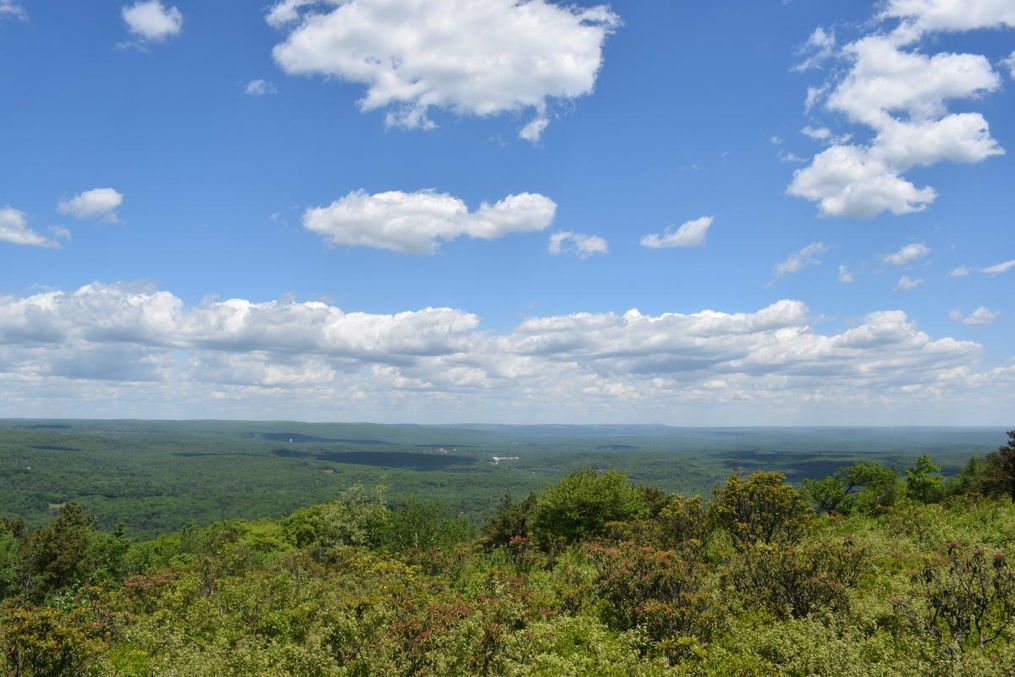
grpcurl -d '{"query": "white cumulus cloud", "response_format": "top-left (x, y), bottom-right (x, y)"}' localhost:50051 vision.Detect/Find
top-left (827, 38), bottom-right (1000, 126)
top-left (980, 259), bottom-right (1015, 275)
top-left (57, 188), bottom-right (124, 223)
top-left (949, 306), bottom-right (1002, 325)
top-left (895, 275), bottom-right (924, 290)
top-left (878, 0), bottom-right (1015, 35)
top-left (122, 1), bottom-right (183, 42)
top-left (519, 117), bottom-right (551, 143)
top-left (788, 3), bottom-right (1008, 217)
top-left (789, 143), bottom-right (940, 217)
top-left (267, 0), bottom-right (619, 140)
top-left (838, 265), bottom-right (854, 282)
top-left (882, 242), bottom-right (931, 265)
top-left (0, 207), bottom-right (68, 248)
top-left (773, 242), bottom-right (829, 278)
top-left (640, 216), bottom-right (714, 249)
top-left (548, 231), bottom-right (608, 259)
top-left (303, 189), bottom-right (556, 254)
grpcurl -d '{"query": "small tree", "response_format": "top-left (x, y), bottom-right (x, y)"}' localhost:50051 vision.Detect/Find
top-left (17, 503), bottom-right (98, 598)
top-left (481, 492), bottom-right (537, 548)
top-left (379, 497), bottom-right (473, 553)
top-left (980, 430), bottom-right (1015, 502)
top-left (712, 472), bottom-right (813, 552)
top-left (656, 494), bottom-right (713, 552)
top-left (802, 462), bottom-right (901, 515)
top-left (801, 474), bottom-right (851, 515)
top-left (529, 468), bottom-right (647, 547)
top-left (943, 455), bottom-right (986, 497)
top-left (584, 541), bottom-right (725, 655)
top-left (905, 454), bottom-right (944, 504)
top-left (281, 482), bottom-right (389, 551)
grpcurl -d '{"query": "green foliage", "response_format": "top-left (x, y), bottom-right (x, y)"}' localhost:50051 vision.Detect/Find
top-left (481, 492), bottom-right (537, 548)
top-left (846, 461), bottom-right (902, 513)
top-left (17, 502), bottom-right (98, 598)
top-left (712, 472), bottom-right (814, 551)
top-left (979, 431), bottom-right (1015, 502)
top-left (639, 485), bottom-right (673, 518)
top-left (281, 482), bottom-right (389, 552)
top-left (607, 493), bottom-right (714, 555)
top-left (705, 612), bottom-right (927, 677)
top-left (726, 536), bottom-right (869, 619)
top-left (379, 497), bottom-right (474, 553)
top-left (85, 522), bottom-right (133, 584)
top-left (911, 541), bottom-right (1015, 654)
top-left (496, 615), bottom-right (679, 676)
top-left (584, 542), bottom-right (726, 659)
top-left (945, 456), bottom-right (987, 498)
top-left (906, 455), bottom-right (945, 504)
top-left (530, 468), bottom-right (647, 548)
top-left (803, 461), bottom-right (903, 515)
top-left (0, 589), bottom-right (114, 677)
top-left (656, 494), bottom-right (714, 551)
top-left (0, 524), bottom-right (19, 600)
top-left (3, 429), bottom-right (1015, 675)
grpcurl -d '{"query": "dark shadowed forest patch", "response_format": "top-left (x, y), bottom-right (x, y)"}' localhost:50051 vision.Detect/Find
top-left (272, 448), bottom-right (477, 471)
top-left (173, 452), bottom-right (264, 458)
top-left (716, 450), bottom-right (882, 480)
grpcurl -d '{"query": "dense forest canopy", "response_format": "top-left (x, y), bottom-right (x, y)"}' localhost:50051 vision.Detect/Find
top-left (0, 421), bottom-right (1001, 539)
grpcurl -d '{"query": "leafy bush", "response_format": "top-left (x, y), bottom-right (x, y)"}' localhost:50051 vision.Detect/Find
top-left (802, 462), bottom-right (903, 516)
top-left (0, 589), bottom-right (114, 677)
top-left (281, 483), bottom-right (389, 552)
top-left (726, 536), bottom-right (869, 619)
top-left (584, 541), bottom-right (726, 659)
top-left (712, 472), bottom-right (813, 551)
top-left (530, 469), bottom-right (647, 548)
top-left (379, 497), bottom-right (474, 554)
top-left (911, 541), bottom-right (1015, 655)
top-left (481, 492), bottom-right (537, 548)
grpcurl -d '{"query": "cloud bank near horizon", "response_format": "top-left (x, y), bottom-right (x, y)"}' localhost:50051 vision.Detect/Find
top-left (2, 282), bottom-right (1010, 424)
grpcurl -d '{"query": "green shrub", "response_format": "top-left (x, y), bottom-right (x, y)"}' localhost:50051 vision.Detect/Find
top-left (530, 469), bottom-right (647, 548)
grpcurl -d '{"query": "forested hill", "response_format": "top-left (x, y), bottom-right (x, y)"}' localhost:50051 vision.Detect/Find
top-left (0, 420), bottom-right (1003, 539)
top-left (2, 431), bottom-right (1015, 675)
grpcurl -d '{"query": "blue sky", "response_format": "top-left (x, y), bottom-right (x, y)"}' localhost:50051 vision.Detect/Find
top-left (1, 0), bottom-right (1013, 425)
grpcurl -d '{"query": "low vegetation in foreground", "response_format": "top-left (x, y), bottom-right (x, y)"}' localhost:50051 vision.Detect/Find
top-left (2, 431), bottom-right (1015, 676)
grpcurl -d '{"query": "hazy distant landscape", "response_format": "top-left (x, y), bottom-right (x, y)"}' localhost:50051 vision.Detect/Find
top-left (0, 419), bottom-right (1002, 538)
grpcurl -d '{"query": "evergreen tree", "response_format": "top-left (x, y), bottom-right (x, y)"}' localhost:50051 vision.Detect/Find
top-left (981, 430), bottom-right (1015, 502)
